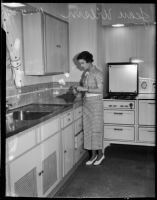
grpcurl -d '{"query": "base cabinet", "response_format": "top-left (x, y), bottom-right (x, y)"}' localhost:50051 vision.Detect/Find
top-left (9, 145), bottom-right (40, 197)
top-left (6, 105), bottom-right (85, 197)
top-left (8, 132), bottom-right (60, 197)
top-left (103, 99), bottom-right (155, 150)
top-left (62, 124), bottom-right (74, 177)
top-left (138, 100), bottom-right (155, 144)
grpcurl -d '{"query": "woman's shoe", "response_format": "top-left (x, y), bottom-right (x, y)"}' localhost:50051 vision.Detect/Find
top-left (93, 155), bottom-right (105, 165)
top-left (85, 155), bottom-right (98, 165)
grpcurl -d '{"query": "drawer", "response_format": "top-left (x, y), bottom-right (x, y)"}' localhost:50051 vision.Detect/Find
top-left (138, 127), bottom-right (155, 143)
top-left (104, 100), bottom-right (135, 109)
top-left (104, 125), bottom-right (134, 141)
top-left (74, 118), bottom-right (83, 135)
top-left (7, 128), bottom-right (37, 161)
top-left (41, 117), bottom-right (59, 141)
top-left (74, 106), bottom-right (83, 120)
top-left (63, 110), bottom-right (73, 127)
top-left (104, 110), bottom-right (134, 124)
top-left (75, 131), bottom-right (84, 149)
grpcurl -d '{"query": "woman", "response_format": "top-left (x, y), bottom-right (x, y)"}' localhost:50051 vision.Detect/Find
top-left (76, 51), bottom-right (104, 165)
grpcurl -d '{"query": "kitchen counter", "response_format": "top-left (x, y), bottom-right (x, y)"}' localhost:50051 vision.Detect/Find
top-left (135, 93), bottom-right (156, 99)
top-left (6, 97), bottom-right (83, 139)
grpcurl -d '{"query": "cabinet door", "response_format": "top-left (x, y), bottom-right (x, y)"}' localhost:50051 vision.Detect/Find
top-left (59, 20), bottom-right (69, 73)
top-left (62, 124), bottom-right (74, 176)
top-left (9, 145), bottom-right (40, 197)
top-left (138, 127), bottom-right (155, 143)
top-left (6, 127), bottom-right (37, 162)
top-left (40, 133), bottom-right (60, 196)
top-left (23, 12), bottom-right (44, 75)
top-left (45, 14), bottom-right (69, 73)
top-left (139, 100), bottom-right (155, 125)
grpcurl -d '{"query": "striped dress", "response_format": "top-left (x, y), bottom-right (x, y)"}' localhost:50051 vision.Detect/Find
top-left (81, 66), bottom-right (104, 150)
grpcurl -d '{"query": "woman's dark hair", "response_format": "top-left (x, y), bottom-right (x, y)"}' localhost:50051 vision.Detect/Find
top-left (76, 51), bottom-right (94, 63)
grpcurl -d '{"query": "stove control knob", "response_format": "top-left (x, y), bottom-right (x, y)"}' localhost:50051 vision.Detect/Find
top-left (129, 103), bottom-right (133, 109)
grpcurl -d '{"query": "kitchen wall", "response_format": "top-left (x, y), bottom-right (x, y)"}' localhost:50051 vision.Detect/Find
top-left (101, 25), bottom-right (155, 79)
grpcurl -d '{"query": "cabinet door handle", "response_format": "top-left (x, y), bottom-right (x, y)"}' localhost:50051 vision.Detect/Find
top-left (68, 118), bottom-right (71, 121)
top-left (114, 128), bottom-right (123, 131)
top-left (56, 44), bottom-right (61, 48)
top-left (38, 170), bottom-right (44, 176)
top-left (64, 150), bottom-right (67, 153)
top-left (113, 112), bottom-right (123, 115)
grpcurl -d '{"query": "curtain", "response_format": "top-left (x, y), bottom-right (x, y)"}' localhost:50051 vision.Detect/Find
top-left (1, 5), bottom-right (24, 88)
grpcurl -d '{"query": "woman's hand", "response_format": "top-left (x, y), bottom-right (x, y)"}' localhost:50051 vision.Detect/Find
top-left (77, 86), bottom-right (88, 92)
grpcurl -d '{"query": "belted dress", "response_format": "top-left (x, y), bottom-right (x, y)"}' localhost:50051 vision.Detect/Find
top-left (81, 66), bottom-right (104, 150)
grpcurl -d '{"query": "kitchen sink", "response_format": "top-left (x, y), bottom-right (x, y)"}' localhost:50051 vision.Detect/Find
top-left (6, 104), bottom-right (69, 121)
top-left (11, 110), bottom-right (50, 121)
top-left (21, 103), bottom-right (67, 113)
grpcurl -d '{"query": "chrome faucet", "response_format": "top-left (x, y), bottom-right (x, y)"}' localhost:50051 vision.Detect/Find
top-left (6, 101), bottom-right (12, 112)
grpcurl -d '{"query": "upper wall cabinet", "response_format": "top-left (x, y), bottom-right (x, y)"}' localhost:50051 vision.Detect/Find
top-left (23, 12), bottom-right (69, 75)
top-left (99, 4), bottom-right (155, 26)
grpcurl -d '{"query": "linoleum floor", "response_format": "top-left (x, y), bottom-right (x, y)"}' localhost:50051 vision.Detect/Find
top-left (54, 144), bottom-right (155, 198)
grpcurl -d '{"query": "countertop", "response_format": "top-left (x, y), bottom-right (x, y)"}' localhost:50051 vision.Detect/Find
top-left (6, 97), bottom-right (83, 139)
top-left (135, 93), bottom-right (156, 99)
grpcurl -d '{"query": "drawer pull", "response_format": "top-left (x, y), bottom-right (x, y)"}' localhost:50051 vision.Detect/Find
top-left (68, 118), bottom-right (71, 121)
top-left (147, 130), bottom-right (154, 133)
top-left (64, 150), bottom-right (67, 153)
top-left (114, 128), bottom-right (123, 131)
top-left (148, 103), bottom-right (155, 105)
top-left (114, 112), bottom-right (123, 115)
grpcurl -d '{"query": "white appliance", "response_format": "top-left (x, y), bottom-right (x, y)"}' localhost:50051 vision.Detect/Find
top-left (138, 77), bottom-right (156, 94)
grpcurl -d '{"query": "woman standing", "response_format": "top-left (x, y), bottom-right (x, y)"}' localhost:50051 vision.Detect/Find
top-left (76, 51), bottom-right (104, 165)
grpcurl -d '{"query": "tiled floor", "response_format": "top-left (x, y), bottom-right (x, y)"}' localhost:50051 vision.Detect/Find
top-left (54, 144), bottom-right (155, 198)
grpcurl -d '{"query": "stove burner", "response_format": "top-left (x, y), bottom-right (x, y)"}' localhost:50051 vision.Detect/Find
top-left (105, 95), bottom-right (137, 100)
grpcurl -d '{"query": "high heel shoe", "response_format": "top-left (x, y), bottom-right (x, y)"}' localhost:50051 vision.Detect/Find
top-left (85, 155), bottom-right (98, 165)
top-left (93, 155), bottom-right (105, 165)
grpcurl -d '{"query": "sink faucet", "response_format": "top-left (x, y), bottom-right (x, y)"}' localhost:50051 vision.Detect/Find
top-left (6, 101), bottom-right (13, 112)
